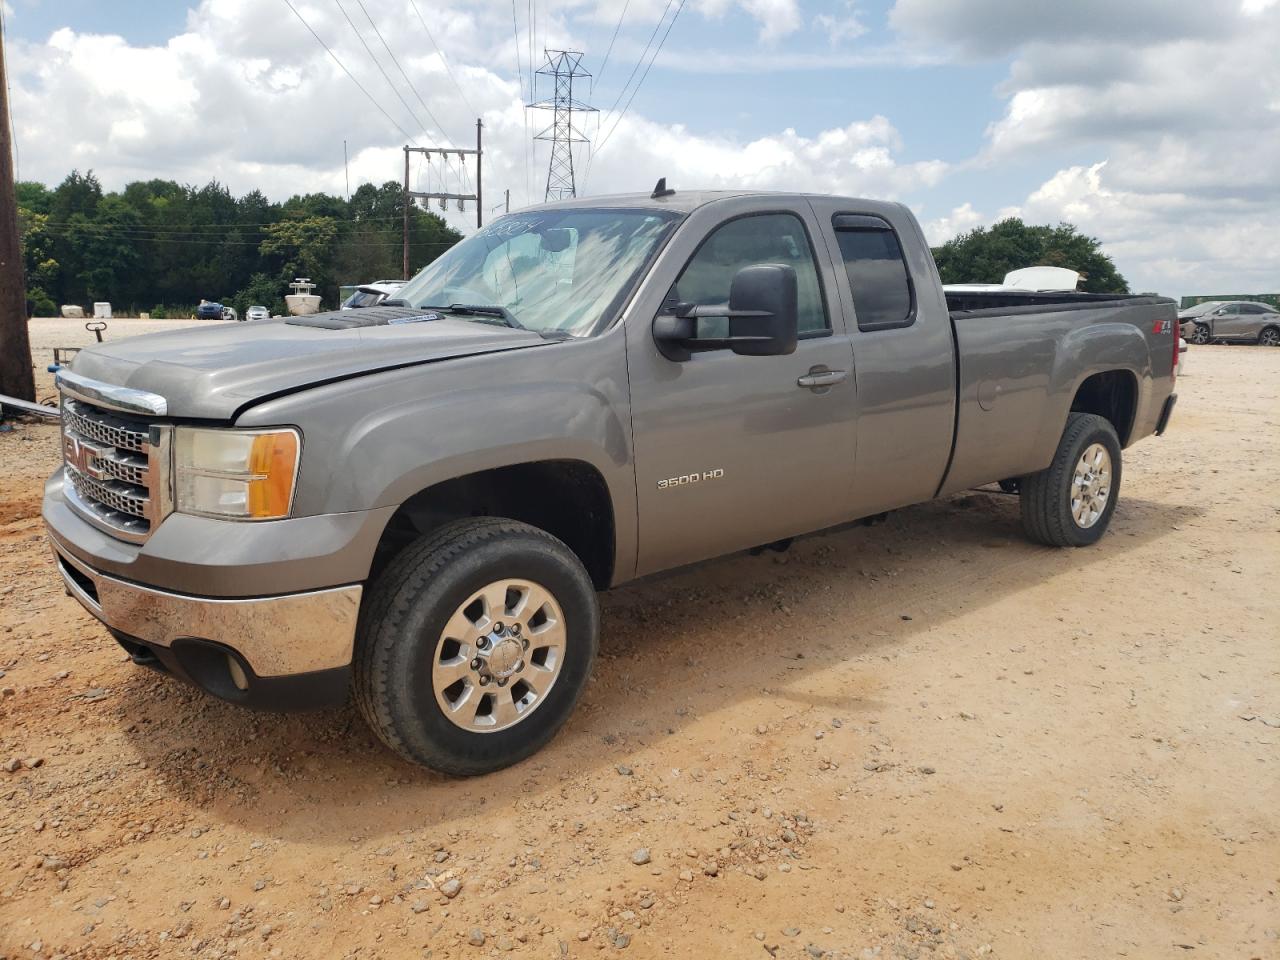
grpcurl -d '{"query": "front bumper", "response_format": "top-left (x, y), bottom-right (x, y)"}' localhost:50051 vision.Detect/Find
top-left (49, 534), bottom-right (361, 710)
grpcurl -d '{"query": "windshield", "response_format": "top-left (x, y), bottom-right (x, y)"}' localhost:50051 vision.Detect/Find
top-left (1180, 302), bottom-right (1223, 316)
top-left (396, 208), bottom-right (681, 337)
top-left (343, 289), bottom-right (387, 308)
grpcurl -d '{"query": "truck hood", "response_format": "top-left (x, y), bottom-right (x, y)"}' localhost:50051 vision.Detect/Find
top-left (69, 309), bottom-right (550, 420)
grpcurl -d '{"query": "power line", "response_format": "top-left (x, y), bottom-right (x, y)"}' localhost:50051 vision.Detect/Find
top-left (594, 0), bottom-right (631, 92)
top-left (594, 0), bottom-right (673, 135)
top-left (352, 0), bottom-right (450, 143)
top-left (279, 0), bottom-right (419, 145)
top-left (511, 0), bottom-right (532, 203)
top-left (331, 0), bottom-right (435, 145)
top-left (29, 214), bottom-right (415, 232)
top-left (592, 0), bottom-right (685, 164)
top-left (405, 0), bottom-right (478, 117)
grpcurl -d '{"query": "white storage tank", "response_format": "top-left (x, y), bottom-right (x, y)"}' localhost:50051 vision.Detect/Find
top-left (93, 302), bottom-right (112, 319)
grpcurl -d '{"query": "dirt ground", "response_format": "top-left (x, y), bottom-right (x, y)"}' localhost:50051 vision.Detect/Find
top-left (1, 331), bottom-right (1277, 960)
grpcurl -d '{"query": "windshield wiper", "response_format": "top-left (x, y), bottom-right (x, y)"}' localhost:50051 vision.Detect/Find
top-left (419, 303), bottom-right (526, 330)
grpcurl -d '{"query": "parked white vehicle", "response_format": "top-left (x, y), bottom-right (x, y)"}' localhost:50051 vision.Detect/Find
top-left (341, 280), bottom-right (406, 309)
top-left (944, 266), bottom-right (1082, 294)
top-left (245, 305), bottom-right (269, 322)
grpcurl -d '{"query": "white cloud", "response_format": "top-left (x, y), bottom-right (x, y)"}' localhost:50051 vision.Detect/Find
top-left (921, 202), bottom-right (982, 245)
top-left (889, 0), bottom-right (1280, 297)
top-left (583, 114), bottom-right (947, 199)
top-left (813, 2), bottom-right (867, 45)
top-left (6, 0), bottom-right (942, 235)
top-left (698, 0), bottom-right (802, 40)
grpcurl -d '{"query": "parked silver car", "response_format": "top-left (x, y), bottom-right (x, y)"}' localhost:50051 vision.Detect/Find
top-left (1180, 301), bottom-right (1280, 345)
top-left (245, 305), bottom-right (269, 322)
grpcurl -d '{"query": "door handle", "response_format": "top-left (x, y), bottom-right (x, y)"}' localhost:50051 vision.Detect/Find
top-left (797, 368), bottom-right (848, 389)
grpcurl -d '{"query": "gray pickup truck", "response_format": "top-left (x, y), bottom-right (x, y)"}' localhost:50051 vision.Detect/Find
top-left (43, 188), bottom-right (1179, 773)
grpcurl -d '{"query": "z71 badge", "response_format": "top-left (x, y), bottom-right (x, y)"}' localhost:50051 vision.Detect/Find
top-left (657, 468), bottom-right (725, 490)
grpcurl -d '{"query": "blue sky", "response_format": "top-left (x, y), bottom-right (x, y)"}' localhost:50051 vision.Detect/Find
top-left (4, 0), bottom-right (1279, 297)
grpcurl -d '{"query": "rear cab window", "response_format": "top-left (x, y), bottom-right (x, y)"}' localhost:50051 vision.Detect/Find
top-left (831, 214), bottom-right (915, 332)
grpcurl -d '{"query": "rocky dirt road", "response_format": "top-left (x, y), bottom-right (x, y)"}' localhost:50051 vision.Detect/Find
top-left (1, 338), bottom-right (1277, 960)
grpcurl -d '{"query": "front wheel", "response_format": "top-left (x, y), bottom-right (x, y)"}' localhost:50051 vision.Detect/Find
top-left (1020, 413), bottom-right (1122, 547)
top-left (354, 518), bottom-right (599, 774)
top-left (1259, 326), bottom-right (1280, 347)
top-left (1190, 324), bottom-right (1212, 345)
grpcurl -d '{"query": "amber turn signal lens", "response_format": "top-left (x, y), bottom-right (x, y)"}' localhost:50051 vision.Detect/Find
top-left (247, 431), bottom-right (300, 518)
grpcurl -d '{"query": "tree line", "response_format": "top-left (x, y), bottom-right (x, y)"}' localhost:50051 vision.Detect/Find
top-left (16, 171), bottom-right (1131, 319)
top-left (16, 170), bottom-right (463, 317)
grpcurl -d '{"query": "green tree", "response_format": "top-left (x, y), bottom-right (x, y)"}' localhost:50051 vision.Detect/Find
top-left (230, 272), bottom-right (288, 318)
top-left (16, 172), bottom-right (462, 314)
top-left (260, 216), bottom-right (339, 288)
top-left (932, 219), bottom-right (1129, 294)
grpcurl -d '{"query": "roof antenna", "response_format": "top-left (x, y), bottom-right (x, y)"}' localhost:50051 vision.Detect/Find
top-left (651, 177), bottom-right (676, 199)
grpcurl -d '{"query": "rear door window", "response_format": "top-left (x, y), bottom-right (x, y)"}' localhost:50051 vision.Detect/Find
top-left (831, 214), bottom-right (914, 331)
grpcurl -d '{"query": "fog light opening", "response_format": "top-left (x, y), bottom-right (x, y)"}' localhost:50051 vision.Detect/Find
top-left (227, 655), bottom-right (250, 692)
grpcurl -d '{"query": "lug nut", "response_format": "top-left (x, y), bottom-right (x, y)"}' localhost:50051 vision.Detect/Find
top-left (479, 675), bottom-right (490, 686)
top-left (477, 636), bottom-right (489, 649)
top-left (522, 638), bottom-right (529, 650)
top-left (510, 623), bottom-right (521, 637)
top-left (470, 658), bottom-right (482, 670)
top-left (497, 678), bottom-right (508, 687)
top-left (493, 621), bottom-right (505, 634)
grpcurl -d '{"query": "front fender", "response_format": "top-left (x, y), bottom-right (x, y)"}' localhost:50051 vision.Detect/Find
top-left (238, 334), bottom-right (638, 582)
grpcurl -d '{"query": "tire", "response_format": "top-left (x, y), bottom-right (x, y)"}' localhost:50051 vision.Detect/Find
top-left (1259, 326), bottom-right (1280, 347)
top-left (354, 518), bottom-right (599, 775)
top-left (1020, 413), bottom-right (1122, 547)
top-left (1191, 324), bottom-right (1211, 345)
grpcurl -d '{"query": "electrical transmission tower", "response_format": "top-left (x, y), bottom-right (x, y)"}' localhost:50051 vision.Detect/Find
top-left (529, 50), bottom-right (596, 201)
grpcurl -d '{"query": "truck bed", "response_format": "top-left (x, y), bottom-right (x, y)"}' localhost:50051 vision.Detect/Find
top-left (939, 293), bottom-right (1178, 497)
top-left (946, 290), bottom-right (1160, 314)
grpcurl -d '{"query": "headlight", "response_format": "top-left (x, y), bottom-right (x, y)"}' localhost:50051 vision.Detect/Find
top-left (174, 427), bottom-right (300, 520)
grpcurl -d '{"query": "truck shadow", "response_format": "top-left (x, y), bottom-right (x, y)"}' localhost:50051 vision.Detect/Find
top-left (116, 490), bottom-right (1196, 841)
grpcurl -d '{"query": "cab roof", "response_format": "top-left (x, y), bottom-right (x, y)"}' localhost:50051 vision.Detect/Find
top-left (532, 189), bottom-right (896, 216)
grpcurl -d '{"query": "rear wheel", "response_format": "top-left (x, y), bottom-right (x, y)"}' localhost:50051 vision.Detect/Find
top-left (1020, 413), bottom-right (1122, 547)
top-left (355, 518), bottom-right (599, 774)
top-left (1259, 326), bottom-right (1280, 347)
top-left (1190, 324), bottom-right (1211, 345)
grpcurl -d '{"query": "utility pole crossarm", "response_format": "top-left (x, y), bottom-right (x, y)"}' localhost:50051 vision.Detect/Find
top-left (402, 119), bottom-right (484, 278)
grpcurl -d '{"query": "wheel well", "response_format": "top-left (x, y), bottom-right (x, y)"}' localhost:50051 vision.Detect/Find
top-left (1071, 370), bottom-right (1137, 446)
top-left (371, 460), bottom-right (615, 590)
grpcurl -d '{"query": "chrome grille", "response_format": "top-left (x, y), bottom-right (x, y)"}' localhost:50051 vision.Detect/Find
top-left (62, 399), bottom-right (148, 452)
top-left (67, 468), bottom-right (149, 518)
top-left (59, 397), bottom-right (171, 543)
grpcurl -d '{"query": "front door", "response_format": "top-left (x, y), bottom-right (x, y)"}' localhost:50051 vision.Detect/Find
top-left (625, 202), bottom-right (857, 577)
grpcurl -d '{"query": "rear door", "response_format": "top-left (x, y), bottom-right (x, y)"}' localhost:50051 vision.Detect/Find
top-left (806, 199), bottom-right (956, 516)
top-left (1215, 303), bottom-right (1247, 338)
top-left (1238, 303), bottom-right (1271, 338)
top-left (624, 198), bottom-right (858, 576)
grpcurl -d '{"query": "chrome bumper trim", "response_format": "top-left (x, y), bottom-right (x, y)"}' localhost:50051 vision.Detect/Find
top-left (55, 369), bottom-right (168, 417)
top-left (50, 539), bottom-right (361, 677)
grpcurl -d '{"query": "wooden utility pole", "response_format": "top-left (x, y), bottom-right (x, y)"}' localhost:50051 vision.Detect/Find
top-left (0, 33), bottom-right (35, 402)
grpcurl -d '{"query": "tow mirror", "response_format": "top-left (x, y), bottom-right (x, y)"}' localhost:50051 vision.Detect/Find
top-left (653, 263), bottom-right (799, 362)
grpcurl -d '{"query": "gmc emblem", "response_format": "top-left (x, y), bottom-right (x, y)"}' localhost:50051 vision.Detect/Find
top-left (64, 433), bottom-right (108, 481)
